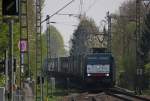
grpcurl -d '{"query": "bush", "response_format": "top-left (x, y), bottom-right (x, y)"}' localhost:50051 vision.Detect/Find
top-left (0, 74), bottom-right (5, 86)
top-left (144, 63), bottom-right (150, 89)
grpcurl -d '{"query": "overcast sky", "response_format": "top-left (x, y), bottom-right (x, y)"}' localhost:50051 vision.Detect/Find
top-left (42, 0), bottom-right (126, 49)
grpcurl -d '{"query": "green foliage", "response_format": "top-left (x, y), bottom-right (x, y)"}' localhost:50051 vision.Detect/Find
top-left (0, 23), bottom-right (8, 56)
top-left (43, 25), bottom-right (66, 59)
top-left (49, 26), bottom-right (66, 57)
top-left (112, 0), bottom-right (150, 90)
top-left (145, 63), bottom-right (150, 74)
top-left (0, 74), bottom-right (5, 86)
top-left (144, 63), bottom-right (150, 89)
top-left (0, 22), bottom-right (20, 85)
top-left (139, 12), bottom-right (150, 89)
top-left (0, 0), bottom-right (37, 84)
top-left (145, 63), bottom-right (150, 79)
top-left (111, 0), bottom-right (137, 89)
top-left (141, 12), bottom-right (150, 63)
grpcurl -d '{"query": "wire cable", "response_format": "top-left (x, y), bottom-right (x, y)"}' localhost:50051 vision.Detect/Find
top-left (41, 0), bottom-right (75, 24)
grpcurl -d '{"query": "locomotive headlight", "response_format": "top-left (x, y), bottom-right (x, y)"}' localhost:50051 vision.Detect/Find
top-left (106, 73), bottom-right (109, 76)
top-left (87, 74), bottom-right (91, 76)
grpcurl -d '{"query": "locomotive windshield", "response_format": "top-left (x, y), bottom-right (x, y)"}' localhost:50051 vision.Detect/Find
top-left (87, 64), bottom-right (110, 73)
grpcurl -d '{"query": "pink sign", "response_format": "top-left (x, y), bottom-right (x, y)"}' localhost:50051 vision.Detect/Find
top-left (18, 40), bottom-right (27, 52)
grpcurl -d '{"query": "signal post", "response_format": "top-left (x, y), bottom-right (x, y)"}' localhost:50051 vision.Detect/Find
top-left (2, 0), bottom-right (19, 101)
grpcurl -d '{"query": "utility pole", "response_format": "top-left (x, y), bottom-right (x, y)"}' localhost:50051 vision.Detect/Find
top-left (35, 0), bottom-right (43, 101)
top-left (135, 0), bottom-right (143, 95)
top-left (19, 0), bottom-right (30, 91)
top-left (46, 15), bottom-right (50, 100)
top-left (42, 1), bottom-right (76, 100)
top-left (135, 0), bottom-right (150, 95)
top-left (107, 12), bottom-right (112, 52)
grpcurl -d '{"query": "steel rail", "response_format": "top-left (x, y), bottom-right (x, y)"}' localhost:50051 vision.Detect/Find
top-left (107, 87), bottom-right (150, 101)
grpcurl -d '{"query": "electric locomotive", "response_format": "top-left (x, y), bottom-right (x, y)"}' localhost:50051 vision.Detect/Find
top-left (84, 53), bottom-right (115, 88)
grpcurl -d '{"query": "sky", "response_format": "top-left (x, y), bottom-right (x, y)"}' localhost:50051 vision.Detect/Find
top-left (42, 0), bottom-right (126, 49)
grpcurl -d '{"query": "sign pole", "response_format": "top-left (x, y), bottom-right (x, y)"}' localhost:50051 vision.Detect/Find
top-left (8, 19), bottom-right (14, 101)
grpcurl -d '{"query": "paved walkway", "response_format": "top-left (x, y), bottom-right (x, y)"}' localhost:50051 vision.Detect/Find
top-left (23, 82), bottom-right (34, 101)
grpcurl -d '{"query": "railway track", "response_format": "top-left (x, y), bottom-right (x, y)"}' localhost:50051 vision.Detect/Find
top-left (105, 87), bottom-right (150, 101)
top-left (66, 92), bottom-right (119, 101)
top-left (61, 87), bottom-right (150, 101)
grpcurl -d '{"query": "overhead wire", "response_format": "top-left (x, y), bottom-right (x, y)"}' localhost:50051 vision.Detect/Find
top-left (41, 0), bottom-right (75, 23)
top-left (50, 21), bottom-right (78, 27)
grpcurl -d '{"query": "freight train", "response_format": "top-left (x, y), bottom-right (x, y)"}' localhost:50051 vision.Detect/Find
top-left (45, 51), bottom-right (116, 89)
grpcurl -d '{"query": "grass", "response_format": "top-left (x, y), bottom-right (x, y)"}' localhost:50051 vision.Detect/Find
top-left (36, 83), bottom-right (69, 101)
top-left (35, 78), bottom-right (85, 101)
top-left (143, 90), bottom-right (150, 95)
top-left (36, 90), bottom-right (67, 101)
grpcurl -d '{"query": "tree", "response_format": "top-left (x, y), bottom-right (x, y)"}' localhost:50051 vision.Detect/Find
top-left (70, 16), bottom-right (100, 55)
top-left (141, 12), bottom-right (150, 63)
top-left (111, 0), bottom-right (150, 89)
top-left (111, 0), bottom-right (137, 89)
top-left (43, 25), bottom-right (66, 58)
top-left (141, 12), bottom-right (150, 89)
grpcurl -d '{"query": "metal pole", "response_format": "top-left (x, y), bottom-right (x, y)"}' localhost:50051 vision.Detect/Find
top-left (136, 0), bottom-right (142, 94)
top-left (67, 77), bottom-right (70, 95)
top-left (49, 26), bottom-right (53, 98)
top-left (8, 19), bottom-right (14, 101)
top-left (46, 15), bottom-right (50, 100)
top-left (135, 0), bottom-right (150, 94)
top-left (107, 12), bottom-right (112, 52)
top-left (50, 78), bottom-right (53, 98)
top-left (40, 73), bottom-right (43, 101)
top-left (5, 49), bottom-right (9, 100)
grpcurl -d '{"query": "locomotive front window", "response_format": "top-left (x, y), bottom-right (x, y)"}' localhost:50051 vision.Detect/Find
top-left (87, 64), bottom-right (110, 73)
